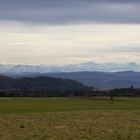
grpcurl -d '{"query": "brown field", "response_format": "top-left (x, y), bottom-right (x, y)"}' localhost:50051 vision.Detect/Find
top-left (0, 97), bottom-right (139, 140)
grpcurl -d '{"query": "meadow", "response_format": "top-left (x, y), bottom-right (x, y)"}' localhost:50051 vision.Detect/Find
top-left (0, 97), bottom-right (140, 140)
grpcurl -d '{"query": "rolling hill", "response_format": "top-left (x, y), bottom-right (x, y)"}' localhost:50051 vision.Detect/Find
top-left (44, 71), bottom-right (140, 89)
top-left (0, 75), bottom-right (92, 97)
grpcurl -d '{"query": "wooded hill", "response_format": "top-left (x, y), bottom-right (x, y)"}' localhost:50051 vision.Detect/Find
top-left (0, 75), bottom-right (92, 97)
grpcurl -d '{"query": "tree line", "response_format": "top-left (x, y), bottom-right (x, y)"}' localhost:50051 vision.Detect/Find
top-left (0, 87), bottom-right (140, 97)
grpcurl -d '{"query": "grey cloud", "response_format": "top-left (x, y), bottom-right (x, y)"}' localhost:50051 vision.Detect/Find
top-left (100, 47), bottom-right (140, 53)
top-left (0, 0), bottom-right (140, 25)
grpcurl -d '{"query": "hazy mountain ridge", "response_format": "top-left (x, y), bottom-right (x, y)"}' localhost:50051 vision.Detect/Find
top-left (2, 71), bottom-right (140, 89)
top-left (45, 71), bottom-right (140, 89)
top-left (0, 62), bottom-right (140, 74)
top-left (1, 62), bottom-right (140, 89)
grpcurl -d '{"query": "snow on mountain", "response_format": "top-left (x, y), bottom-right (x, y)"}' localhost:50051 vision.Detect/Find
top-left (0, 62), bottom-right (140, 74)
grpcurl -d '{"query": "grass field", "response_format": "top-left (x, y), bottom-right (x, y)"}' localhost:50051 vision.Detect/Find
top-left (0, 97), bottom-right (140, 140)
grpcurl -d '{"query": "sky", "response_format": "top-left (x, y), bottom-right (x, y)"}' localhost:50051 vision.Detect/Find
top-left (0, 0), bottom-right (140, 65)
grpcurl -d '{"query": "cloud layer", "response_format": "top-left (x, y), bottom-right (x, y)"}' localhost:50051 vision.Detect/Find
top-left (0, 23), bottom-right (140, 65)
top-left (0, 1), bottom-right (140, 65)
top-left (0, 0), bottom-right (140, 24)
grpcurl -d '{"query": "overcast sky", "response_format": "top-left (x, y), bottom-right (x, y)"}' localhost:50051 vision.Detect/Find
top-left (0, 0), bottom-right (140, 65)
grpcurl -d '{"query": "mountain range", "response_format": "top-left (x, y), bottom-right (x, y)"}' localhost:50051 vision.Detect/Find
top-left (2, 71), bottom-right (140, 89)
top-left (0, 62), bottom-right (140, 74)
top-left (0, 62), bottom-right (140, 89)
top-left (44, 71), bottom-right (140, 89)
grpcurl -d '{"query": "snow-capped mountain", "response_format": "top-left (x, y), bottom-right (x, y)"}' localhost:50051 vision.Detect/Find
top-left (0, 62), bottom-right (140, 74)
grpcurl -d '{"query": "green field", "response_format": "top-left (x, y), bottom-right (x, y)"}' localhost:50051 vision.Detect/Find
top-left (0, 97), bottom-right (140, 140)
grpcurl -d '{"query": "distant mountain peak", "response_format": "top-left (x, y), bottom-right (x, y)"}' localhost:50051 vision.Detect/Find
top-left (127, 62), bottom-right (137, 66)
top-left (0, 62), bottom-right (140, 74)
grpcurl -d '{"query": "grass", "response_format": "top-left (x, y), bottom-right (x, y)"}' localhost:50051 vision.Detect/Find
top-left (0, 97), bottom-right (140, 113)
top-left (0, 97), bottom-right (140, 140)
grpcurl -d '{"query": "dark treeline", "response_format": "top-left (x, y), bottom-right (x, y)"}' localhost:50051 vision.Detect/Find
top-left (0, 87), bottom-right (140, 97)
top-left (0, 75), bottom-right (140, 97)
top-left (0, 75), bottom-right (92, 97)
top-left (91, 87), bottom-right (140, 97)
top-left (0, 89), bottom-right (92, 97)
